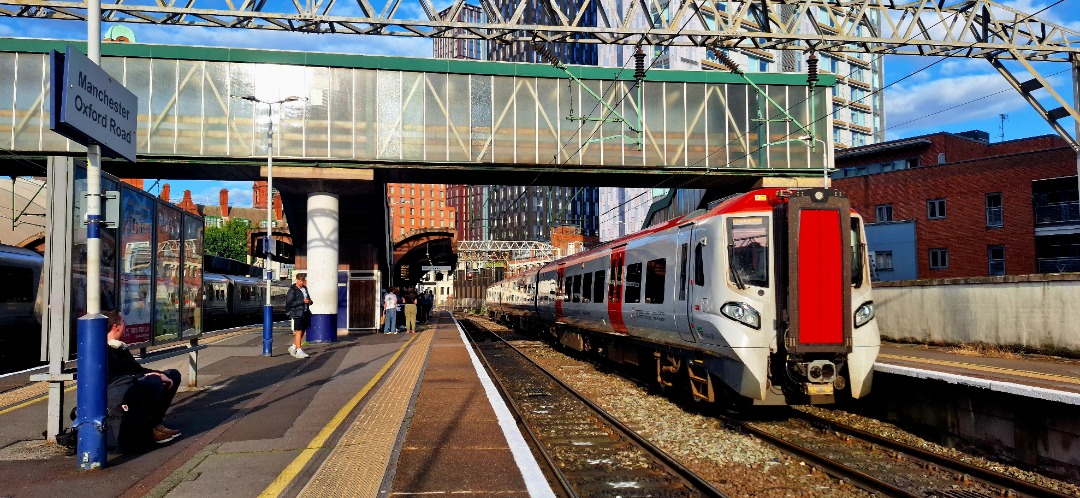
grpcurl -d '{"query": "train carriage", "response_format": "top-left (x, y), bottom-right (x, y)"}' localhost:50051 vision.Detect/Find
top-left (488, 188), bottom-right (880, 407)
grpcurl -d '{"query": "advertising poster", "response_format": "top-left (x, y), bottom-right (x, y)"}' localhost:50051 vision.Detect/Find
top-left (181, 215), bottom-right (204, 338)
top-left (69, 166), bottom-right (119, 356)
top-left (119, 187), bottom-right (154, 344)
top-left (155, 205), bottom-right (182, 342)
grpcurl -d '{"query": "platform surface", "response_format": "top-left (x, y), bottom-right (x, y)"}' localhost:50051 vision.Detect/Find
top-left (3, 316), bottom-right (1080, 497)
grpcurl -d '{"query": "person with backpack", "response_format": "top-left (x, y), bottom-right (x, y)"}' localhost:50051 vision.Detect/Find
top-left (105, 310), bottom-right (181, 445)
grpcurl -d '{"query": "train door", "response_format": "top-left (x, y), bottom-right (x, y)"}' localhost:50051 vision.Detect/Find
top-left (606, 246), bottom-right (627, 334)
top-left (687, 225), bottom-right (724, 346)
top-left (673, 225), bottom-right (696, 342)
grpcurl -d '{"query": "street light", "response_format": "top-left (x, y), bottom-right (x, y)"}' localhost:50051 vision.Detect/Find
top-left (232, 94), bottom-right (306, 356)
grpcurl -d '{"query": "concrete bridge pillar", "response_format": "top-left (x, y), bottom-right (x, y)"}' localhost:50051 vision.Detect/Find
top-left (307, 192), bottom-right (339, 343)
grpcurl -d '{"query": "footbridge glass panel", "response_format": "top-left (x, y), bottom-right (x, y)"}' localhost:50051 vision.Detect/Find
top-left (1, 39), bottom-right (833, 175)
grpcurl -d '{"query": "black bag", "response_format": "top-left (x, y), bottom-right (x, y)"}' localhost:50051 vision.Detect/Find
top-left (105, 375), bottom-right (154, 453)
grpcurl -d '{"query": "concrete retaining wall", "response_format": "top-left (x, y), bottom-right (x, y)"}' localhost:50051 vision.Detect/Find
top-left (873, 274), bottom-right (1080, 354)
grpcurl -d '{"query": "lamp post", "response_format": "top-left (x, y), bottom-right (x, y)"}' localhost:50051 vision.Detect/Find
top-left (233, 94), bottom-right (305, 356)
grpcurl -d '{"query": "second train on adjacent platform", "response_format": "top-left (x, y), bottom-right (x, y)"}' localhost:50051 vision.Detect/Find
top-left (486, 188), bottom-right (880, 407)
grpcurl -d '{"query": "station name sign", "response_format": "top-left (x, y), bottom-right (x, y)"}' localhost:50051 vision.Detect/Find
top-left (50, 45), bottom-right (137, 162)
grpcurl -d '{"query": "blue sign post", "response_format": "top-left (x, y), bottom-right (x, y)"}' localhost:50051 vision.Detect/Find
top-left (51, 31), bottom-right (137, 470)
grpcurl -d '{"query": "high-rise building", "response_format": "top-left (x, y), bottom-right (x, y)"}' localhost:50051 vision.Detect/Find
top-left (599, 187), bottom-right (669, 242)
top-left (433, 4), bottom-right (486, 60)
top-left (447, 184), bottom-right (491, 241)
top-left (489, 0), bottom-right (597, 64)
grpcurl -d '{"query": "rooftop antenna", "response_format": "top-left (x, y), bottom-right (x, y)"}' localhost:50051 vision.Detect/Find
top-left (999, 114), bottom-right (1008, 142)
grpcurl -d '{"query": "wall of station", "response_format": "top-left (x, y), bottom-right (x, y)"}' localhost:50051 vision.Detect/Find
top-left (873, 274), bottom-right (1080, 353)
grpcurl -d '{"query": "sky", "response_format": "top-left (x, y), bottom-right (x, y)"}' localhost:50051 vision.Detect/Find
top-left (5, 0), bottom-right (1079, 208)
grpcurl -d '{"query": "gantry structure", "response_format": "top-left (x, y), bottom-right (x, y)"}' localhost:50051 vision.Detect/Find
top-left (4, 0), bottom-right (1078, 150)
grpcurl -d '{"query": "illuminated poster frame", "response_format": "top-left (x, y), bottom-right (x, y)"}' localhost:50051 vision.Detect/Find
top-left (118, 185), bottom-right (154, 344)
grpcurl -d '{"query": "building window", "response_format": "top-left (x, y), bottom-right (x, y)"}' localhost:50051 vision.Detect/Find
top-left (874, 251), bottom-right (893, 271)
top-left (927, 199), bottom-right (947, 219)
top-left (986, 193), bottom-right (1003, 227)
top-left (988, 245), bottom-right (1006, 276)
top-left (930, 248), bottom-right (949, 269)
top-left (876, 204), bottom-right (893, 222)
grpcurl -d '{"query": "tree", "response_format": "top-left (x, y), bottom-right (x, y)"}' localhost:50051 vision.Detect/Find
top-left (204, 218), bottom-right (249, 261)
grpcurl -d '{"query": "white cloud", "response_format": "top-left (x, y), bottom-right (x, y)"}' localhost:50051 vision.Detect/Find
top-left (885, 73), bottom-right (1023, 133)
top-left (998, 0), bottom-right (1080, 32)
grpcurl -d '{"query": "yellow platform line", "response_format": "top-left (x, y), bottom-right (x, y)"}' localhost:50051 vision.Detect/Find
top-left (296, 330), bottom-right (434, 498)
top-left (260, 332), bottom-right (427, 498)
top-left (879, 353), bottom-right (1080, 386)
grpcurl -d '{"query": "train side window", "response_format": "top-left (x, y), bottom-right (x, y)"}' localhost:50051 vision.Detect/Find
top-left (571, 274), bottom-right (582, 303)
top-left (624, 263), bottom-right (643, 303)
top-left (581, 273), bottom-right (592, 303)
top-left (678, 243), bottom-right (689, 300)
top-left (592, 270), bottom-right (605, 303)
top-left (851, 218), bottom-right (865, 288)
top-left (694, 243), bottom-right (705, 287)
top-left (644, 258), bottom-right (666, 304)
top-left (0, 266), bottom-right (33, 303)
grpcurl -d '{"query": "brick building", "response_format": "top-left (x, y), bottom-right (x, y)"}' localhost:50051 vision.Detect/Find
top-left (832, 131), bottom-right (1079, 280)
top-left (386, 183), bottom-right (456, 239)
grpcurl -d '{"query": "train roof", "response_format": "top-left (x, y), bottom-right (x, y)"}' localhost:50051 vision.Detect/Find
top-left (549, 188), bottom-right (786, 269)
top-left (0, 244), bottom-right (44, 265)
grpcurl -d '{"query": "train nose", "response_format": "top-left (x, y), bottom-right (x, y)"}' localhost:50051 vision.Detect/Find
top-left (806, 360), bottom-right (837, 383)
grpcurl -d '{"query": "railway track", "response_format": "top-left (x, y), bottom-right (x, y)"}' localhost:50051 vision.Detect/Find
top-left (737, 408), bottom-right (1077, 498)
top-left (460, 318), bottom-right (727, 498)
top-left (461, 315), bottom-right (1079, 498)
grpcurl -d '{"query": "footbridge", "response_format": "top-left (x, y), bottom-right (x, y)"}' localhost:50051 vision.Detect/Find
top-left (0, 37), bottom-right (833, 189)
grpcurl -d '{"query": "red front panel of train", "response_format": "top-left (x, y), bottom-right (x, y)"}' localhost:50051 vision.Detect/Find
top-left (797, 210), bottom-right (843, 345)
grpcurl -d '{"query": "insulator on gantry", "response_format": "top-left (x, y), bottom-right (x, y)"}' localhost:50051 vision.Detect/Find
top-left (806, 50), bottom-right (819, 88)
top-left (711, 48), bottom-right (742, 75)
top-left (532, 42), bottom-right (563, 69)
top-left (634, 46), bottom-right (646, 81)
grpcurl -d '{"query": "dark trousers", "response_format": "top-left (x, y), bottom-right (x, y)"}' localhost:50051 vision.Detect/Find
top-left (137, 369), bottom-right (181, 426)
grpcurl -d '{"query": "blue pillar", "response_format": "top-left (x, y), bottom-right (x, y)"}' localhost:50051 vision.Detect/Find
top-left (262, 305), bottom-right (274, 356)
top-left (307, 192), bottom-right (339, 343)
top-left (75, 314), bottom-right (108, 470)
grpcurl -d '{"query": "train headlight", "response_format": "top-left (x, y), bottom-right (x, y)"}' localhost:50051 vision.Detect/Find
top-left (720, 302), bottom-right (761, 329)
top-left (854, 301), bottom-right (875, 328)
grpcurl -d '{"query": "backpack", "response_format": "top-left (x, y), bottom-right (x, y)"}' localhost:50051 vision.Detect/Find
top-left (105, 375), bottom-right (155, 453)
top-left (57, 375), bottom-right (154, 453)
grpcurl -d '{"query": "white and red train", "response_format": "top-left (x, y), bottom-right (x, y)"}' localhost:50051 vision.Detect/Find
top-left (486, 188), bottom-right (879, 407)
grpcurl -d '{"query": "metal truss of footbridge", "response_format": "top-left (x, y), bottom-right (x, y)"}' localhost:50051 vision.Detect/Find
top-left (0, 38), bottom-right (833, 188)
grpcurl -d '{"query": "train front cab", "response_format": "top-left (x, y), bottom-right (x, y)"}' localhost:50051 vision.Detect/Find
top-left (772, 189), bottom-right (878, 404)
top-left (688, 188), bottom-right (879, 406)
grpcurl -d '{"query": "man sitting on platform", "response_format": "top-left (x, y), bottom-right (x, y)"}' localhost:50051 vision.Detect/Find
top-left (105, 310), bottom-right (182, 444)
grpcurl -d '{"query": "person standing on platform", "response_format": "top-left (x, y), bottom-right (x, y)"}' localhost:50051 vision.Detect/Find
top-left (402, 289), bottom-right (418, 333)
top-left (425, 289), bottom-right (436, 319)
top-left (383, 287), bottom-right (399, 334)
top-left (104, 310), bottom-right (181, 444)
top-left (285, 273), bottom-right (313, 358)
